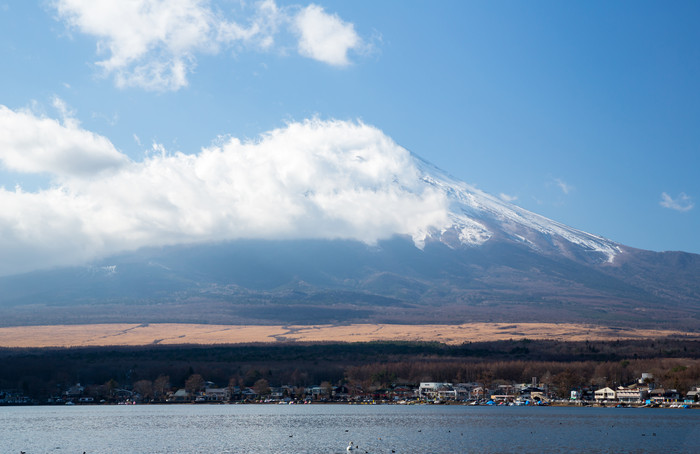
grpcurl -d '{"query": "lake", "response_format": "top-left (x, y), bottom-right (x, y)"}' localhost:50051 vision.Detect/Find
top-left (1, 404), bottom-right (697, 453)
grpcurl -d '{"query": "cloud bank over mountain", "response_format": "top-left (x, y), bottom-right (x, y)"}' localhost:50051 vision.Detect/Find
top-left (52, 0), bottom-right (367, 91)
top-left (0, 107), bottom-right (450, 275)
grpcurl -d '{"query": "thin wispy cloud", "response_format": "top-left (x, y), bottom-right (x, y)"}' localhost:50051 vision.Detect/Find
top-left (51, 0), bottom-right (367, 91)
top-left (51, 95), bottom-right (78, 128)
top-left (0, 106), bottom-right (450, 275)
top-left (660, 192), bottom-right (694, 212)
top-left (499, 193), bottom-right (517, 202)
top-left (554, 178), bottom-right (573, 195)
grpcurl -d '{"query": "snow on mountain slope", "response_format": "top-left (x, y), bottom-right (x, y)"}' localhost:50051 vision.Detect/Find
top-left (411, 154), bottom-right (622, 263)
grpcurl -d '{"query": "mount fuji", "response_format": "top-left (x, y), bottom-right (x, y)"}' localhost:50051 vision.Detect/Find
top-left (1, 135), bottom-right (698, 330)
top-left (412, 156), bottom-right (620, 263)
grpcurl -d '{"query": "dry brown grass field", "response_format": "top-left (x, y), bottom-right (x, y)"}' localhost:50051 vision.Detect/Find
top-left (0, 322), bottom-right (697, 348)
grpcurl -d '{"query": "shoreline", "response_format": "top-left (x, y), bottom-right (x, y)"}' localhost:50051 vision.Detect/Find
top-left (2, 401), bottom-right (698, 409)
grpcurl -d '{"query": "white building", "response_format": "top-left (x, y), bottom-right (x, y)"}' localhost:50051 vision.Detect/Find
top-left (594, 387), bottom-right (616, 402)
top-left (418, 382), bottom-right (456, 401)
top-left (203, 387), bottom-right (230, 401)
top-left (616, 387), bottom-right (648, 403)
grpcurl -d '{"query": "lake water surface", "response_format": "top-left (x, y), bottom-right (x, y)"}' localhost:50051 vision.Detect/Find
top-left (1, 404), bottom-right (697, 453)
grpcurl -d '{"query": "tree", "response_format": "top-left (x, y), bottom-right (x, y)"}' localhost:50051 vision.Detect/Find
top-left (290, 369), bottom-right (308, 387)
top-left (153, 375), bottom-right (170, 401)
top-left (553, 370), bottom-right (579, 398)
top-left (253, 378), bottom-right (270, 396)
top-left (227, 377), bottom-right (241, 401)
top-left (105, 379), bottom-right (119, 399)
top-left (133, 380), bottom-right (153, 401)
top-left (320, 381), bottom-right (333, 397)
top-left (185, 374), bottom-right (205, 394)
top-left (244, 369), bottom-right (263, 387)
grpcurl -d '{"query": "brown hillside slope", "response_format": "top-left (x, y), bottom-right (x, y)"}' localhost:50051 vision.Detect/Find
top-left (0, 323), bottom-right (696, 348)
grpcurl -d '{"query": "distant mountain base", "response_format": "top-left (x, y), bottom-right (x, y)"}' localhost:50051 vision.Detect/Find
top-left (1, 238), bottom-right (699, 330)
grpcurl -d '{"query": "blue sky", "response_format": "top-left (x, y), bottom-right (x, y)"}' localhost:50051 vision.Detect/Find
top-left (0, 0), bottom-right (698, 274)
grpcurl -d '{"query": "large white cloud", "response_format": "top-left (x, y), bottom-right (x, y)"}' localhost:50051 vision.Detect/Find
top-left (52, 0), bottom-right (366, 91)
top-left (0, 105), bottom-right (129, 177)
top-left (0, 114), bottom-right (450, 276)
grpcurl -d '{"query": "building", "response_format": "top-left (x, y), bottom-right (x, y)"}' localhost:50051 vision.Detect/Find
top-left (203, 387), bottom-right (230, 402)
top-left (616, 386), bottom-right (648, 403)
top-left (64, 383), bottom-right (84, 399)
top-left (594, 387), bottom-right (616, 402)
top-left (649, 388), bottom-right (680, 403)
top-left (169, 389), bottom-right (190, 402)
top-left (418, 382), bottom-right (456, 401)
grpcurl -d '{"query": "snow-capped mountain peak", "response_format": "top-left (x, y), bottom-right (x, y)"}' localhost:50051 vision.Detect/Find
top-left (411, 154), bottom-right (621, 263)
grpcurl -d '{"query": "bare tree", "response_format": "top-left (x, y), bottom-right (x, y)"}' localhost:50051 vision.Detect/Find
top-left (253, 378), bottom-right (270, 396)
top-left (153, 375), bottom-right (170, 401)
top-left (133, 379), bottom-right (153, 401)
top-left (105, 378), bottom-right (119, 399)
top-left (185, 374), bottom-right (205, 394)
top-left (320, 381), bottom-right (333, 397)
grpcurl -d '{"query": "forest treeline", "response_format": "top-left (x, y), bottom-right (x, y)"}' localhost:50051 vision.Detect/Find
top-left (1, 338), bottom-right (699, 400)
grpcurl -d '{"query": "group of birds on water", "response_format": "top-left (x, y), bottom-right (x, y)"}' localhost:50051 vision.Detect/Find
top-left (20, 447), bottom-right (378, 454)
top-left (346, 441), bottom-right (395, 453)
top-left (21, 449), bottom-right (376, 454)
top-left (346, 441), bottom-right (396, 453)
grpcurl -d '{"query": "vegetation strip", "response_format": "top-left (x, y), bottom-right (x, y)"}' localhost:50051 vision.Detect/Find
top-left (0, 323), bottom-right (697, 348)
